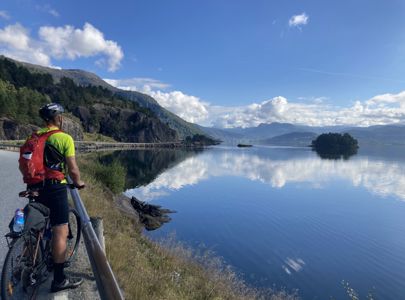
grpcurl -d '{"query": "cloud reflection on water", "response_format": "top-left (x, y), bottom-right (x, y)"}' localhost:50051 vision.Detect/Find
top-left (283, 257), bottom-right (306, 275)
top-left (124, 150), bottom-right (405, 202)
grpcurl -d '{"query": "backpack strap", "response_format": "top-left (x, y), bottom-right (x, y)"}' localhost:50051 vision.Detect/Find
top-left (37, 129), bottom-right (63, 139)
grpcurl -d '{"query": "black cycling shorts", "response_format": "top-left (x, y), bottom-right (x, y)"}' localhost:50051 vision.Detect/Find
top-left (34, 183), bottom-right (69, 227)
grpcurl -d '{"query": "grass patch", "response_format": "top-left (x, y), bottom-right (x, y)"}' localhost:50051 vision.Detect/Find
top-left (80, 156), bottom-right (126, 194)
top-left (77, 156), bottom-right (299, 300)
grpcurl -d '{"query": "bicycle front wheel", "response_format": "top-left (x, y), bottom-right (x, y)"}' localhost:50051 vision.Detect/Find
top-left (65, 208), bottom-right (81, 263)
top-left (1, 236), bottom-right (41, 300)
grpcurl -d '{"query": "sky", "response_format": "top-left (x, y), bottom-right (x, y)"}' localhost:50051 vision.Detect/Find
top-left (1, 0), bottom-right (405, 128)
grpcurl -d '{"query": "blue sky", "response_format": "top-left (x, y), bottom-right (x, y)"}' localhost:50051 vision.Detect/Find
top-left (1, 0), bottom-right (405, 127)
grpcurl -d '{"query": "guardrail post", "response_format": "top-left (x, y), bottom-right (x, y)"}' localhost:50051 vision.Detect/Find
top-left (91, 217), bottom-right (106, 253)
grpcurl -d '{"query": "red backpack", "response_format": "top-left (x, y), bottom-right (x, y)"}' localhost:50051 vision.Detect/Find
top-left (19, 129), bottom-right (63, 185)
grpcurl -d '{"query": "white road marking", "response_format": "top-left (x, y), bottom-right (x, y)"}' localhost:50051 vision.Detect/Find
top-left (53, 292), bottom-right (69, 300)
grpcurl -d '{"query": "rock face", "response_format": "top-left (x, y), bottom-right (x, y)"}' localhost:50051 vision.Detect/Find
top-left (0, 117), bottom-right (39, 140)
top-left (73, 104), bottom-right (178, 143)
top-left (62, 116), bottom-right (84, 141)
top-left (0, 117), bottom-right (84, 141)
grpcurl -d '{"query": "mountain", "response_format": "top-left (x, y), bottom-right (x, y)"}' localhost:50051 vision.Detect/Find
top-left (0, 57), bottom-right (178, 142)
top-left (202, 122), bottom-right (405, 147)
top-left (346, 125), bottom-right (405, 145)
top-left (227, 123), bottom-right (309, 140)
top-left (196, 125), bottom-right (245, 144)
top-left (202, 122), bottom-right (314, 144)
top-left (259, 132), bottom-right (318, 147)
top-left (2, 55), bottom-right (206, 139)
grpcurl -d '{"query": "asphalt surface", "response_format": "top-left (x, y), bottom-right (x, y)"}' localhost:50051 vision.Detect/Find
top-left (0, 150), bottom-right (26, 268)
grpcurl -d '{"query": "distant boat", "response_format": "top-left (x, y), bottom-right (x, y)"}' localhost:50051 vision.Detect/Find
top-left (237, 144), bottom-right (253, 148)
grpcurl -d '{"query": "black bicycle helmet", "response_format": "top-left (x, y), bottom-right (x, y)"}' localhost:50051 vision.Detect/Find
top-left (39, 103), bottom-right (65, 121)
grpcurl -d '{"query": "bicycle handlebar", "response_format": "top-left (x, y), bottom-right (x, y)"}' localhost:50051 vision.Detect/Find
top-left (67, 183), bottom-right (86, 190)
top-left (19, 184), bottom-right (85, 199)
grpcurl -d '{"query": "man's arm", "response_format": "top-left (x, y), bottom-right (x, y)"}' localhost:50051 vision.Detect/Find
top-left (66, 156), bottom-right (85, 187)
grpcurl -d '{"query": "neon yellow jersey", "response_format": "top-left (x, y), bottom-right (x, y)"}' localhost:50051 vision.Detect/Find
top-left (36, 126), bottom-right (75, 183)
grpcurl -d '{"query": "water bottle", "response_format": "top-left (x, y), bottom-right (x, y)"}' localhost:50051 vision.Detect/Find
top-left (13, 209), bottom-right (25, 233)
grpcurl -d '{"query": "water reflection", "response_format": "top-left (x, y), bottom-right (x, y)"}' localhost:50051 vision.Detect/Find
top-left (313, 148), bottom-right (357, 160)
top-left (283, 258), bottom-right (306, 275)
top-left (98, 149), bottom-right (201, 188)
top-left (124, 147), bottom-right (405, 201)
top-left (118, 147), bottom-right (405, 299)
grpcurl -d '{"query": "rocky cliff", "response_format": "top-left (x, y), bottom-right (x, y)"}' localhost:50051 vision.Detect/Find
top-left (0, 117), bottom-right (84, 140)
top-left (73, 104), bottom-right (178, 142)
top-left (0, 118), bottom-right (38, 140)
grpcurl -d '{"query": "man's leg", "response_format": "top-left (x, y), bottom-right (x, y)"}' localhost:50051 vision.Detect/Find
top-left (47, 183), bottom-right (83, 292)
top-left (52, 224), bottom-right (69, 283)
top-left (52, 224), bottom-right (68, 263)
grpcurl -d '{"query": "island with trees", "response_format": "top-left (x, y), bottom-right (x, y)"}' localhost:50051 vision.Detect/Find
top-left (311, 133), bottom-right (359, 159)
top-left (183, 134), bottom-right (221, 147)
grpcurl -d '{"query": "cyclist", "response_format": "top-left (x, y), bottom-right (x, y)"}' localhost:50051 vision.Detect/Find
top-left (23, 103), bottom-right (85, 292)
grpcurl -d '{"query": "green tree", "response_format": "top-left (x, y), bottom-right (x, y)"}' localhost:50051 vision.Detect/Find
top-left (311, 132), bottom-right (358, 159)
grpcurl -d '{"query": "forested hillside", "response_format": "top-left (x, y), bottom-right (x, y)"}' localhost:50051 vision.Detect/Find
top-left (6, 56), bottom-right (207, 139)
top-left (0, 58), bottom-right (178, 142)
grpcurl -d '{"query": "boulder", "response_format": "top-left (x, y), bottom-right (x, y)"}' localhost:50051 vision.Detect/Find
top-left (130, 196), bottom-right (176, 231)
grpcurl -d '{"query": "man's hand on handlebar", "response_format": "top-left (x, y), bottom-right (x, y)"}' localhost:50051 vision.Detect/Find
top-left (68, 181), bottom-right (86, 190)
top-left (75, 184), bottom-right (85, 190)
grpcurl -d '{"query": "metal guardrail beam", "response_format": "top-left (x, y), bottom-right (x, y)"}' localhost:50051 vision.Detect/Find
top-left (67, 176), bottom-right (124, 300)
top-left (0, 140), bottom-right (184, 152)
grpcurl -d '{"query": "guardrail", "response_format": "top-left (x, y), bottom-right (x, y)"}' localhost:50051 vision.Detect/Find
top-left (67, 176), bottom-right (124, 300)
top-left (0, 140), bottom-right (23, 150)
top-left (0, 140), bottom-right (183, 152)
top-left (75, 141), bottom-right (183, 152)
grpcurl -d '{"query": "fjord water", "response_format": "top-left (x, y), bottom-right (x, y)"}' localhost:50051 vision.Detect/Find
top-left (122, 146), bottom-right (405, 299)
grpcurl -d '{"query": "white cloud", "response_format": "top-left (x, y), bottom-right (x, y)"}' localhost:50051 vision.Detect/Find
top-left (206, 90), bottom-right (405, 128)
top-left (366, 91), bottom-right (405, 107)
top-left (0, 11), bottom-right (10, 20)
top-left (151, 90), bottom-right (209, 123)
top-left (105, 77), bottom-right (209, 123)
top-left (289, 13), bottom-right (309, 27)
top-left (36, 5), bottom-right (59, 17)
top-left (105, 77), bottom-right (171, 91)
top-left (0, 23), bottom-right (52, 66)
top-left (39, 23), bottom-right (123, 71)
top-left (0, 23), bottom-right (30, 50)
top-left (105, 77), bottom-right (405, 128)
top-left (0, 22), bottom-right (123, 71)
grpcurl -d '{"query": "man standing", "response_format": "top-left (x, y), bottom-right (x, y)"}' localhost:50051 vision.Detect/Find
top-left (29, 103), bottom-right (85, 292)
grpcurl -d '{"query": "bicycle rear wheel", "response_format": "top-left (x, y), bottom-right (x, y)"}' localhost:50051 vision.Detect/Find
top-left (65, 208), bottom-right (81, 263)
top-left (1, 235), bottom-right (44, 300)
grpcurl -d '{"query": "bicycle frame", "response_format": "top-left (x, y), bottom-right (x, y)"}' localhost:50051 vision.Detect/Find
top-left (2, 191), bottom-right (82, 299)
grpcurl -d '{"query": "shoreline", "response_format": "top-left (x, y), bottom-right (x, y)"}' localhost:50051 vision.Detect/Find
top-left (0, 140), bottom-right (212, 153)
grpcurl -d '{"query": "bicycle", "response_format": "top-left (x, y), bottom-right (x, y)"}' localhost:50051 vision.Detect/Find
top-left (1, 188), bottom-right (82, 300)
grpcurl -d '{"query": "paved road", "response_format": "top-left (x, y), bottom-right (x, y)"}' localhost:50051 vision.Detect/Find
top-left (0, 150), bottom-right (98, 299)
top-left (0, 150), bottom-right (26, 267)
